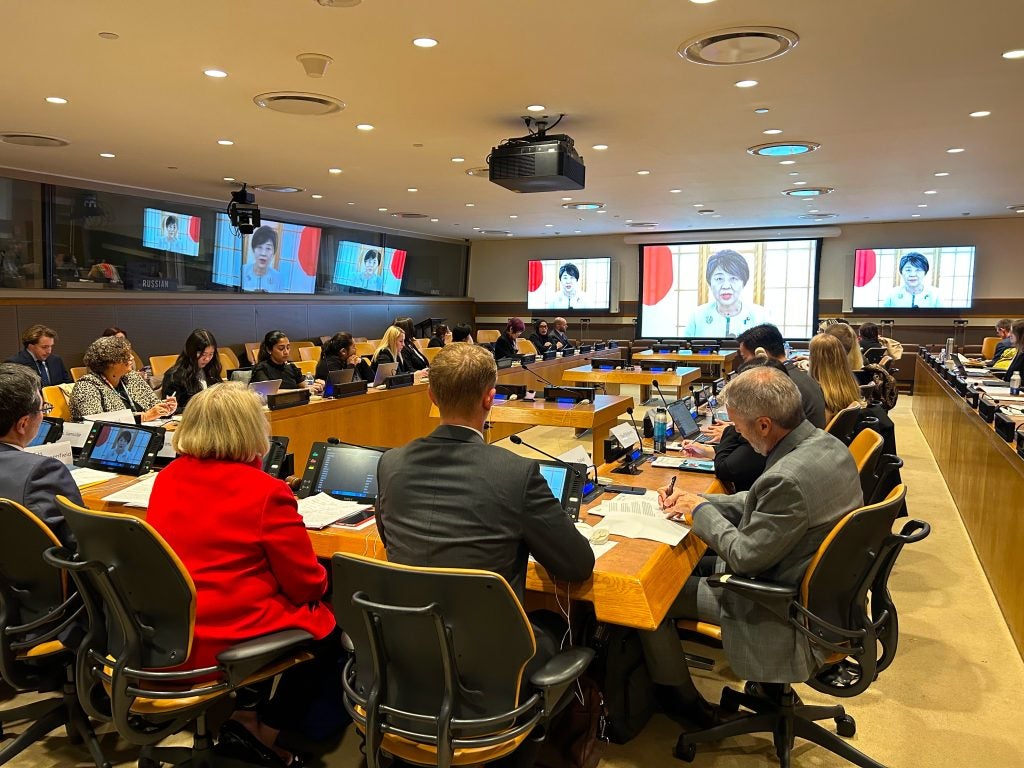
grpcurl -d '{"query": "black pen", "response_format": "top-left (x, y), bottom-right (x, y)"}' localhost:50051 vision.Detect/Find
top-left (666, 475), bottom-right (677, 497)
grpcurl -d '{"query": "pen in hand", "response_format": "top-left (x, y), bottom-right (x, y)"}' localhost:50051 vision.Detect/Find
top-left (666, 475), bottom-right (677, 497)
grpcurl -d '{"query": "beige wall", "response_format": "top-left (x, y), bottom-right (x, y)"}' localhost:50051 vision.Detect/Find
top-left (469, 216), bottom-right (1024, 312)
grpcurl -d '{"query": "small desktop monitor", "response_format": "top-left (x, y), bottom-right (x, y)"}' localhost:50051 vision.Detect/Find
top-left (298, 443), bottom-right (384, 502)
top-left (27, 417), bottom-right (63, 447)
top-left (75, 422), bottom-right (165, 476)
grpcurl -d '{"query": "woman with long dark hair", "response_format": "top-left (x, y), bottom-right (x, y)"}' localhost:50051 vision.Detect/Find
top-left (161, 329), bottom-right (223, 412)
top-left (251, 330), bottom-right (324, 394)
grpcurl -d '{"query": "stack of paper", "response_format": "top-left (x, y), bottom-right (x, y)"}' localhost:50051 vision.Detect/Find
top-left (297, 493), bottom-right (374, 530)
top-left (101, 473), bottom-right (159, 507)
top-left (68, 466), bottom-right (120, 489)
top-left (588, 491), bottom-right (688, 546)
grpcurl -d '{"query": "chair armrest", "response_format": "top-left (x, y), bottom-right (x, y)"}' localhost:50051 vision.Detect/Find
top-left (529, 647), bottom-right (595, 716)
top-left (707, 574), bottom-right (797, 621)
top-left (216, 629), bottom-right (314, 686)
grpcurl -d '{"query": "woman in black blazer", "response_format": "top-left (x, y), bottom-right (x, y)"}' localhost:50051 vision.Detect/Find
top-left (370, 326), bottom-right (410, 377)
top-left (394, 317), bottom-right (429, 372)
top-left (161, 328), bottom-right (223, 412)
top-left (493, 317), bottom-right (525, 360)
top-left (316, 332), bottom-right (372, 382)
top-left (527, 319), bottom-right (555, 353)
top-left (250, 330), bottom-right (324, 393)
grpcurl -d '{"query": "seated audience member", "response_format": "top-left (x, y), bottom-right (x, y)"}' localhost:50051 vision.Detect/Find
top-left (70, 336), bottom-right (175, 422)
top-left (451, 323), bottom-right (474, 344)
top-left (858, 322), bottom-right (903, 363)
top-left (427, 324), bottom-right (451, 348)
top-left (493, 317), bottom-right (525, 360)
top-left (809, 334), bottom-right (863, 423)
top-left (147, 384), bottom-right (342, 764)
top-left (376, 344), bottom-right (594, 761)
top-left (86, 259), bottom-right (122, 284)
top-left (0, 363), bottom-right (79, 547)
top-left (736, 324), bottom-right (826, 428)
top-left (102, 326), bottom-right (128, 338)
top-left (161, 329), bottom-right (222, 412)
top-left (251, 330), bottom-right (325, 394)
top-left (824, 321), bottom-right (864, 372)
top-left (393, 317), bottom-right (430, 372)
top-left (647, 367), bottom-right (863, 723)
top-left (986, 318), bottom-right (1015, 366)
top-left (549, 317), bottom-right (571, 349)
top-left (370, 325), bottom-right (411, 377)
top-left (528, 319), bottom-right (556, 353)
top-left (316, 332), bottom-right (371, 382)
top-left (7, 324), bottom-right (72, 385)
top-left (997, 319), bottom-right (1024, 382)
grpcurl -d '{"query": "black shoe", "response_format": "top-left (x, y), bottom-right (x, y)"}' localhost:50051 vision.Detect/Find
top-left (215, 719), bottom-right (292, 768)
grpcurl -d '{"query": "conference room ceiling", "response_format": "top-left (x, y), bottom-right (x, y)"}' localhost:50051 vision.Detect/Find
top-left (2, 0), bottom-right (1023, 241)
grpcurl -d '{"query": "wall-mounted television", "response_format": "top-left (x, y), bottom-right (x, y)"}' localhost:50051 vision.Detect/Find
top-left (527, 257), bottom-right (611, 311)
top-left (852, 246), bottom-right (975, 309)
top-left (142, 208), bottom-right (200, 256)
top-left (332, 241), bottom-right (405, 295)
top-left (212, 214), bottom-right (321, 294)
top-left (638, 239), bottom-right (821, 339)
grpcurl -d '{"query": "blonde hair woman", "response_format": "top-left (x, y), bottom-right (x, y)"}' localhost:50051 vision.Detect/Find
top-left (823, 322), bottom-right (864, 371)
top-left (371, 325), bottom-right (409, 376)
top-left (809, 334), bottom-right (862, 422)
top-left (147, 383), bottom-right (340, 763)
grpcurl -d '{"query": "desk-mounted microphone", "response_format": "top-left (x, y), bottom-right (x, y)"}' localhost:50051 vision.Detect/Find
top-left (508, 434), bottom-right (600, 516)
top-left (651, 379), bottom-right (672, 410)
top-left (611, 407), bottom-right (646, 475)
top-left (326, 436), bottom-right (387, 452)
top-left (521, 362), bottom-right (596, 403)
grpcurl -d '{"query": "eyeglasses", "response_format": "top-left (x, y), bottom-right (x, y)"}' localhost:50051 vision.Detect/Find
top-left (36, 402), bottom-right (55, 415)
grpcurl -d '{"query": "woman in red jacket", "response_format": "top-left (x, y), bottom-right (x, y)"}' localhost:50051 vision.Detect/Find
top-left (147, 383), bottom-right (339, 766)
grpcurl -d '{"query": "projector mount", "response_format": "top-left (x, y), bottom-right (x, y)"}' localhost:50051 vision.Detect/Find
top-left (495, 114), bottom-right (574, 150)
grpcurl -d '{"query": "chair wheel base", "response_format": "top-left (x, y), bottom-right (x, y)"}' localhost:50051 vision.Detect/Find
top-left (836, 713), bottom-right (856, 738)
top-left (674, 735), bottom-right (697, 762)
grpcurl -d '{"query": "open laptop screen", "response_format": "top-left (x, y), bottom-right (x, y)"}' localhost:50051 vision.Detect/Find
top-left (308, 444), bottom-right (382, 503)
top-left (667, 400), bottom-right (702, 440)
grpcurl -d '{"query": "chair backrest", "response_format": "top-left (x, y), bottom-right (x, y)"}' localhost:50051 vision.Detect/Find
top-left (293, 340), bottom-right (314, 351)
top-left (423, 346), bottom-right (442, 364)
top-left (244, 342), bottom-right (261, 365)
top-left (332, 554), bottom-right (536, 738)
top-left (42, 385), bottom-right (71, 420)
top-left (477, 330), bottom-right (500, 344)
top-left (219, 347), bottom-right (241, 370)
top-left (862, 347), bottom-right (888, 366)
top-left (70, 366), bottom-right (88, 382)
top-left (518, 339), bottom-right (538, 356)
top-left (355, 341), bottom-right (375, 357)
top-left (864, 453), bottom-right (904, 507)
top-left (294, 359), bottom-right (317, 377)
top-left (980, 336), bottom-right (1000, 361)
top-left (148, 354), bottom-right (179, 378)
top-left (299, 346), bottom-right (322, 363)
top-left (54, 496), bottom-right (195, 671)
top-left (824, 403), bottom-right (863, 445)
top-left (848, 428), bottom-right (884, 479)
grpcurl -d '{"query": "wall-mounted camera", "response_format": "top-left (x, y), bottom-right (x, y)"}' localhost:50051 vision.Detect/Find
top-left (227, 183), bottom-right (261, 235)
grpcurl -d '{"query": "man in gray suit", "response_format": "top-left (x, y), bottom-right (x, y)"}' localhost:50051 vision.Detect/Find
top-left (0, 363), bottom-right (81, 547)
top-left (647, 366), bottom-right (862, 718)
top-left (376, 343), bottom-right (594, 601)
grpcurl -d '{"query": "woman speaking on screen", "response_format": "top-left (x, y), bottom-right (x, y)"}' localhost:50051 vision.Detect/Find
top-left (683, 249), bottom-right (770, 338)
top-left (882, 252), bottom-right (942, 308)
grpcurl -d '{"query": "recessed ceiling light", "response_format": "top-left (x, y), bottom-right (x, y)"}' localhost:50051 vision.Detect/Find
top-left (311, 194), bottom-right (323, 199)
top-left (412, 37), bottom-right (438, 48)
top-left (98, 31), bottom-right (119, 40)
top-left (430, 218), bottom-right (439, 222)
top-left (563, 202), bottom-right (604, 210)
top-left (637, 169), bottom-right (651, 175)
top-left (465, 203), bottom-right (475, 207)
top-left (735, 79), bottom-right (758, 88)
top-left (328, 167), bottom-right (343, 174)
top-left (934, 171), bottom-right (950, 177)
top-left (711, 214), bottom-right (722, 218)
top-left (924, 190), bottom-right (937, 194)
top-left (793, 181), bottom-right (807, 185)
top-left (670, 189), bottom-right (682, 193)
top-left (808, 209), bottom-right (819, 214)
top-left (407, 187), bottom-right (418, 192)
top-left (527, 105), bottom-right (545, 112)
top-left (1002, 49), bottom-right (1024, 59)
top-left (592, 144), bottom-right (609, 151)
top-left (561, 197), bottom-right (573, 201)
top-left (969, 110), bottom-right (991, 117)
top-left (690, 0), bottom-right (716, 3)
top-left (782, 187), bottom-right (833, 197)
top-left (749, 141), bottom-right (819, 157)
top-left (378, 207), bottom-right (388, 212)
top-left (911, 214), bottom-right (921, 217)
top-left (693, 203), bottom-right (704, 207)
top-left (450, 156), bottom-right (465, 163)
top-left (763, 128), bottom-right (783, 135)
top-left (509, 215), bottom-right (518, 219)
top-left (223, 176), bottom-right (235, 182)
top-left (754, 107), bottom-right (770, 114)
top-left (45, 96), bottom-right (68, 104)
top-left (472, 227), bottom-right (481, 231)
top-left (347, 201), bottom-right (356, 205)
top-left (203, 69), bottom-right (228, 78)
top-left (779, 160), bottom-right (796, 165)
top-left (918, 204), bottom-right (928, 208)
top-left (788, 171), bottom-right (799, 176)
top-left (356, 124), bottom-right (374, 131)
top-left (99, 152), bottom-right (115, 158)
top-left (946, 147), bottom-right (965, 153)
top-left (217, 139), bottom-right (233, 146)
top-left (545, 224), bottom-right (554, 227)
top-left (596, 210), bottom-right (607, 214)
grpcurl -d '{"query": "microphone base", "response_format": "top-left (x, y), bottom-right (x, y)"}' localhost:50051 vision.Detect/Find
top-left (582, 485), bottom-right (606, 503)
top-left (611, 460), bottom-right (643, 475)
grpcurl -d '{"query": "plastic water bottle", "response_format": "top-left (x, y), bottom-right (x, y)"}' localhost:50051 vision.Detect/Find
top-left (304, 373), bottom-right (315, 388)
top-left (784, 340), bottom-right (792, 359)
top-left (708, 394), bottom-right (718, 426)
top-left (1010, 372), bottom-right (1021, 396)
top-left (653, 407), bottom-right (669, 453)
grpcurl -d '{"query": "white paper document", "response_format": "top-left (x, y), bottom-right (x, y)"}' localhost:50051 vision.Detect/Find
top-left (588, 490), bottom-right (689, 546)
top-left (101, 473), bottom-right (159, 507)
top-left (297, 493), bottom-right (374, 530)
top-left (25, 440), bottom-right (74, 465)
top-left (68, 466), bottom-right (119, 488)
top-left (84, 409), bottom-right (136, 425)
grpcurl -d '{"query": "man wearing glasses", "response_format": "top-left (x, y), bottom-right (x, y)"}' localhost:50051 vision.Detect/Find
top-left (0, 363), bottom-right (80, 547)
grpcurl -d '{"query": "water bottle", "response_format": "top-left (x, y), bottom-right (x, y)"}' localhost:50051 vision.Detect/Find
top-left (1010, 372), bottom-right (1021, 396)
top-left (945, 337), bottom-right (955, 360)
top-left (784, 340), bottom-right (792, 359)
top-left (653, 407), bottom-right (669, 453)
top-left (708, 394), bottom-right (718, 426)
top-left (304, 373), bottom-right (315, 388)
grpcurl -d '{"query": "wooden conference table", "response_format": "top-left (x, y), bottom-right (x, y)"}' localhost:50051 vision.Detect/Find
top-left (81, 461), bottom-right (709, 631)
top-left (634, 349), bottom-right (738, 380)
top-left (561, 364), bottom-right (702, 404)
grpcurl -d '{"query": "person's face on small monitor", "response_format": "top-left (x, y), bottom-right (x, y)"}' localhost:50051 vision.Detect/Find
top-left (253, 239), bottom-right (276, 270)
top-left (197, 345), bottom-right (215, 368)
top-left (708, 266), bottom-right (746, 311)
top-left (165, 221), bottom-right (178, 241)
top-left (900, 260), bottom-right (926, 290)
top-left (560, 270), bottom-right (578, 297)
top-left (114, 432), bottom-right (132, 455)
top-left (270, 337), bottom-right (290, 364)
top-left (362, 253), bottom-right (380, 277)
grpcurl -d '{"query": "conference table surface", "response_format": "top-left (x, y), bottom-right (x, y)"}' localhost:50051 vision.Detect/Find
top-left (634, 349), bottom-right (738, 377)
top-left (80, 459), bottom-right (709, 631)
top-left (561, 363), bottom-right (702, 405)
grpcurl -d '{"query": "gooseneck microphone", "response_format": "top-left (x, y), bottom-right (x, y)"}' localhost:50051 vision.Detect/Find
top-left (625, 406), bottom-right (645, 448)
top-left (327, 436), bottom-right (386, 452)
top-left (521, 362), bottom-right (594, 402)
top-left (509, 434), bottom-right (583, 480)
top-left (510, 434), bottom-right (605, 504)
top-left (651, 378), bottom-right (672, 411)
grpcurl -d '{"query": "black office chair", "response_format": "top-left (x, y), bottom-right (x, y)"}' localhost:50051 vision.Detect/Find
top-left (862, 347), bottom-right (888, 366)
top-left (674, 486), bottom-right (929, 768)
top-left (0, 499), bottom-right (108, 768)
top-left (824, 404), bottom-right (864, 445)
top-left (332, 553), bottom-right (594, 768)
top-left (43, 495), bottom-right (314, 768)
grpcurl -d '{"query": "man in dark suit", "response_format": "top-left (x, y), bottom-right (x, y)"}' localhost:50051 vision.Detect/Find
top-left (7, 323), bottom-right (73, 386)
top-left (549, 316), bottom-right (571, 349)
top-left (0, 363), bottom-right (80, 547)
top-left (736, 323), bottom-right (827, 428)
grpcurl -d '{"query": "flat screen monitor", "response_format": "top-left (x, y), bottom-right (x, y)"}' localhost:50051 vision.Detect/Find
top-left (27, 417), bottom-right (63, 447)
top-left (852, 246), bottom-right (975, 309)
top-left (75, 422), bottom-right (164, 476)
top-left (299, 443), bottom-right (383, 502)
top-left (638, 239), bottom-right (821, 339)
top-left (212, 214), bottom-right (321, 294)
top-left (142, 208), bottom-right (201, 257)
top-left (332, 241), bottom-right (405, 295)
top-left (527, 257), bottom-right (611, 311)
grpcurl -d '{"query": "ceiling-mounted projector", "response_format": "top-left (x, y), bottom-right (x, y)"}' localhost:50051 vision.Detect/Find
top-left (488, 115), bottom-right (585, 193)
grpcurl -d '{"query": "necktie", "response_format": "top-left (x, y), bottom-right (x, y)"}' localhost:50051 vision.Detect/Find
top-left (38, 360), bottom-right (50, 387)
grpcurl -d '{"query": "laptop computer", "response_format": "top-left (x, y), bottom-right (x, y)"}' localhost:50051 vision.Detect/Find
top-left (328, 368), bottom-right (356, 386)
top-left (228, 368), bottom-right (254, 383)
top-left (667, 399), bottom-right (714, 444)
top-left (249, 379), bottom-right (282, 405)
top-left (371, 362), bottom-right (399, 386)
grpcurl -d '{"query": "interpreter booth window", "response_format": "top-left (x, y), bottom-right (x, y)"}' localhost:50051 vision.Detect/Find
top-left (0, 177), bottom-right (44, 289)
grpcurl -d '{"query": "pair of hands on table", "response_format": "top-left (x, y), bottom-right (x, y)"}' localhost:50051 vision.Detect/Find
top-left (678, 421), bottom-right (727, 457)
top-left (657, 482), bottom-right (703, 526)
